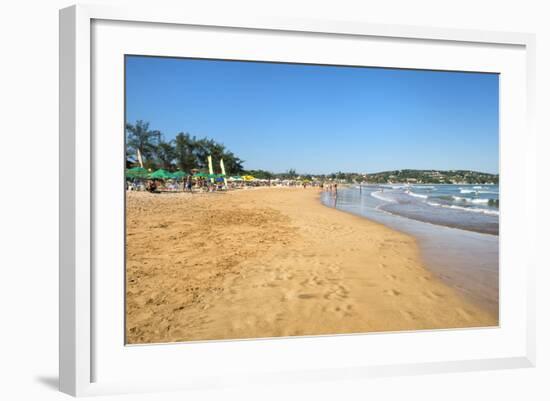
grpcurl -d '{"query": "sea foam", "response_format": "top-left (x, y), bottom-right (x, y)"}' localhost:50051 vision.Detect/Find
top-left (446, 204), bottom-right (499, 215)
top-left (371, 191), bottom-right (396, 203)
top-left (407, 191), bottom-right (428, 199)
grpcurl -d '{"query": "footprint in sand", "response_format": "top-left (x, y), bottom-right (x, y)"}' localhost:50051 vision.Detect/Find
top-left (400, 310), bottom-right (417, 321)
top-left (312, 276), bottom-right (325, 286)
top-left (385, 274), bottom-right (397, 281)
top-left (323, 285), bottom-right (349, 300)
top-left (298, 293), bottom-right (317, 300)
top-left (275, 273), bottom-right (294, 281)
top-left (384, 289), bottom-right (401, 296)
top-left (455, 307), bottom-right (473, 320)
top-left (423, 290), bottom-right (444, 300)
top-left (326, 264), bottom-right (341, 274)
top-left (299, 276), bottom-right (326, 287)
top-left (332, 303), bottom-right (354, 317)
top-left (323, 292), bottom-right (337, 300)
top-left (337, 285), bottom-right (349, 298)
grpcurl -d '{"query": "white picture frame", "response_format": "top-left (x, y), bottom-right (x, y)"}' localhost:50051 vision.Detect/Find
top-left (59, 3), bottom-right (536, 397)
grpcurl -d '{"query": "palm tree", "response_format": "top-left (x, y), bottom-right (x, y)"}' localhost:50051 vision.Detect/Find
top-left (203, 140), bottom-right (226, 168)
top-left (126, 120), bottom-right (160, 166)
top-left (156, 138), bottom-right (176, 170)
top-left (220, 150), bottom-right (244, 174)
top-left (193, 137), bottom-right (212, 169)
top-left (126, 122), bottom-right (246, 174)
top-left (174, 132), bottom-right (198, 172)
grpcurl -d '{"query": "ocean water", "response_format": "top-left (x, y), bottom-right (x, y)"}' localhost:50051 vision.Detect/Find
top-left (372, 184), bottom-right (499, 235)
top-left (320, 185), bottom-right (499, 315)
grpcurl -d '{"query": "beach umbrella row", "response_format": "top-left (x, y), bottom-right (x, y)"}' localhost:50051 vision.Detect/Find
top-left (126, 168), bottom-right (231, 180)
top-left (126, 166), bottom-right (149, 179)
top-left (149, 169), bottom-right (174, 180)
top-left (126, 168), bottom-right (187, 180)
top-left (224, 175), bottom-right (260, 182)
top-left (171, 170), bottom-right (188, 179)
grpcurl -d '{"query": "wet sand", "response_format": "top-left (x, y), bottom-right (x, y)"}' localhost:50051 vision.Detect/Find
top-left (320, 189), bottom-right (499, 316)
top-left (126, 187), bottom-right (498, 344)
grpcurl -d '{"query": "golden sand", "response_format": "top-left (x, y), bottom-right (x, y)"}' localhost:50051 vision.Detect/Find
top-left (125, 187), bottom-right (497, 344)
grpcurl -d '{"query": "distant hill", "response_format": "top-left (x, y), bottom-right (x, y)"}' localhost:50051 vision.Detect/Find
top-left (237, 168), bottom-right (498, 185)
top-left (366, 169), bottom-right (498, 184)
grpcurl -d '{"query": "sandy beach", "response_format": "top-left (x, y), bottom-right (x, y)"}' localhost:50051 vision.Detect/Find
top-left (126, 187), bottom-right (498, 344)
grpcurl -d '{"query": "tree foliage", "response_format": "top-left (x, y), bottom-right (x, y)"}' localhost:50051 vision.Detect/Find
top-left (126, 121), bottom-right (244, 174)
top-left (126, 120), bottom-right (161, 164)
top-left (156, 137), bottom-right (177, 169)
top-left (242, 169), bottom-right (273, 179)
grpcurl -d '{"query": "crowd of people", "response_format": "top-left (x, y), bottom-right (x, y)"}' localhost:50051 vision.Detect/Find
top-left (126, 175), bottom-right (344, 194)
top-left (127, 176), bottom-right (225, 193)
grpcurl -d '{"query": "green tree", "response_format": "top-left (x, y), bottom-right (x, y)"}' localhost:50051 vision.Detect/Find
top-left (174, 132), bottom-right (198, 172)
top-left (203, 139), bottom-right (226, 168)
top-left (192, 137), bottom-right (211, 169)
top-left (243, 169), bottom-right (273, 179)
top-left (220, 151), bottom-right (244, 174)
top-left (126, 120), bottom-right (160, 165)
top-left (156, 137), bottom-right (176, 170)
top-left (126, 120), bottom-right (256, 176)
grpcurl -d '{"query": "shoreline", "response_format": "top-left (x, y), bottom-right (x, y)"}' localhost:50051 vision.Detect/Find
top-left (320, 188), bottom-right (499, 316)
top-left (378, 204), bottom-right (499, 236)
top-left (126, 187), bottom-right (498, 344)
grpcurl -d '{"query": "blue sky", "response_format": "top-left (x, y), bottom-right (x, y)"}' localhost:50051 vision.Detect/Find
top-left (125, 56), bottom-right (499, 174)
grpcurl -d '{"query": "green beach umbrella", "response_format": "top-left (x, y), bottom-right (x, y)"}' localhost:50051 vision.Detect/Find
top-left (126, 166), bottom-right (148, 179)
top-left (149, 169), bottom-right (173, 180)
top-left (171, 171), bottom-right (188, 179)
top-left (194, 172), bottom-right (208, 178)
